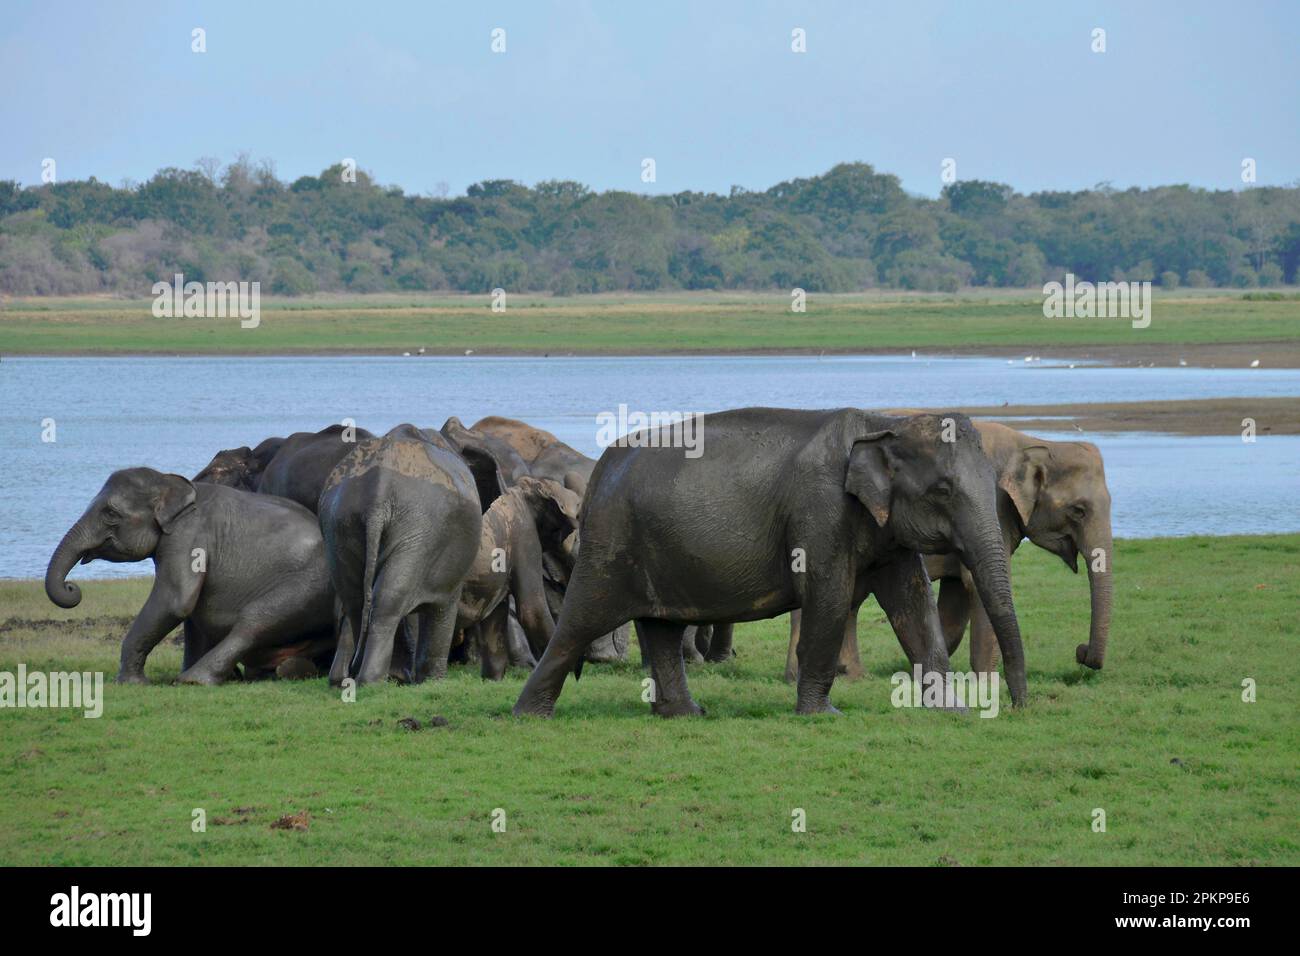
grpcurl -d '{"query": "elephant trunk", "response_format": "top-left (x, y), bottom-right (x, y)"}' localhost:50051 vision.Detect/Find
top-left (1076, 520), bottom-right (1114, 669)
top-left (960, 514), bottom-right (1028, 706)
top-left (45, 517), bottom-right (96, 608)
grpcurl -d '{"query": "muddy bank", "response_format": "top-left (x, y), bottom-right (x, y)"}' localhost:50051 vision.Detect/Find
top-left (936, 341), bottom-right (1300, 370)
top-left (944, 397), bottom-right (1300, 436)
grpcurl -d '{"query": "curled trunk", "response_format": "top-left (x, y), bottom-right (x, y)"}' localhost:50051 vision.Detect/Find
top-left (45, 519), bottom-right (93, 608)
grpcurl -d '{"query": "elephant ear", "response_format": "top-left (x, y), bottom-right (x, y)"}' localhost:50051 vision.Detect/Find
top-left (155, 474), bottom-right (198, 534)
top-left (533, 477), bottom-right (582, 527)
top-left (999, 445), bottom-right (1050, 527)
top-left (844, 430), bottom-right (896, 527)
top-left (458, 444), bottom-right (507, 514)
top-left (520, 477), bottom-right (582, 551)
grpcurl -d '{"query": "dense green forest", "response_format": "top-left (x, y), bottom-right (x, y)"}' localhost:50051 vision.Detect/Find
top-left (2, 158), bottom-right (1297, 296)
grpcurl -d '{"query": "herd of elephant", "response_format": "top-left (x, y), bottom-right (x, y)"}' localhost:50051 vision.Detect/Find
top-left (45, 407), bottom-right (1113, 717)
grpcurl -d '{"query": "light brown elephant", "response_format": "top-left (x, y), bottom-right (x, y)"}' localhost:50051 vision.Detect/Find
top-left (786, 419), bottom-right (1113, 679)
top-left (470, 415), bottom-right (630, 663)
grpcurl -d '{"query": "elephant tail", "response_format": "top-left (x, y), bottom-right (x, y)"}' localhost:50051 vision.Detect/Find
top-left (350, 513), bottom-right (385, 674)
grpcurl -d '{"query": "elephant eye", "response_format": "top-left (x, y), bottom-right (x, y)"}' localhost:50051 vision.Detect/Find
top-left (1070, 502), bottom-right (1088, 519)
top-left (932, 481), bottom-right (954, 498)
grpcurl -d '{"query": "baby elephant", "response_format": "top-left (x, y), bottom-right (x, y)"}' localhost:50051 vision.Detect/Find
top-left (457, 476), bottom-right (581, 680)
top-left (45, 468), bottom-right (335, 685)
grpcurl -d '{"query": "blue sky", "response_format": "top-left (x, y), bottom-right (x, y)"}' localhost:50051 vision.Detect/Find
top-left (2, 0), bottom-right (1296, 197)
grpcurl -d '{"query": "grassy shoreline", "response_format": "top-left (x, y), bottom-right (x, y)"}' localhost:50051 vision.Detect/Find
top-left (3, 291), bottom-right (1299, 365)
top-left (2, 534), bottom-right (1296, 866)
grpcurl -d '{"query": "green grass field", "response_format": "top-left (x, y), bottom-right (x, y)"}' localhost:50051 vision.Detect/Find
top-left (1, 535), bottom-right (1295, 866)
top-left (2, 290), bottom-right (1298, 354)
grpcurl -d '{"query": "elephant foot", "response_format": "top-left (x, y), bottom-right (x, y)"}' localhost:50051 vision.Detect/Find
top-left (651, 697), bottom-right (705, 718)
top-left (512, 695), bottom-right (556, 719)
top-left (795, 697), bottom-right (842, 716)
top-left (704, 649), bottom-right (735, 664)
top-left (1076, 644), bottom-right (1103, 669)
top-left (116, 670), bottom-right (150, 686)
top-left (176, 667), bottom-right (227, 686)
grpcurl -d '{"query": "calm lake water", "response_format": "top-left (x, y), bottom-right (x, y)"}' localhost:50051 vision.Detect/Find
top-left (2, 354), bottom-right (1297, 578)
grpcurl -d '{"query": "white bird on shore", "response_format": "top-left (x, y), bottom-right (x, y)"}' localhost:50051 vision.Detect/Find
top-left (1024, 356), bottom-right (1032, 362)
top-left (1250, 359), bottom-right (1260, 368)
top-left (1179, 359), bottom-right (1187, 366)
top-left (465, 349), bottom-right (474, 356)
top-left (403, 351), bottom-right (411, 357)
top-left (911, 350), bottom-right (916, 359)
top-left (418, 347), bottom-right (426, 355)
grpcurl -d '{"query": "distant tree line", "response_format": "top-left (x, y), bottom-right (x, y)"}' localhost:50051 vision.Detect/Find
top-left (2, 157), bottom-right (1298, 296)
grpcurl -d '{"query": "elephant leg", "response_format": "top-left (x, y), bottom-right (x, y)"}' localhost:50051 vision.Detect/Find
top-left (513, 567), bottom-right (628, 718)
top-left (936, 576), bottom-right (971, 657)
top-left (389, 614), bottom-right (419, 683)
top-left (837, 606), bottom-right (864, 680)
top-left (681, 626), bottom-right (705, 664)
top-left (476, 603), bottom-right (511, 681)
top-left (118, 587), bottom-right (186, 684)
top-left (638, 619), bottom-right (704, 718)
top-left (793, 597), bottom-right (852, 715)
top-left (784, 609), bottom-right (802, 683)
top-left (967, 586), bottom-right (1000, 674)
top-left (415, 595), bottom-right (460, 683)
top-left (870, 554), bottom-right (956, 706)
top-left (178, 621), bottom-right (264, 685)
top-left (704, 622), bottom-right (735, 662)
top-left (181, 620), bottom-right (214, 672)
top-left (506, 613), bottom-right (537, 670)
top-left (354, 587), bottom-right (409, 686)
top-left (693, 624), bottom-right (713, 658)
top-left (329, 606), bottom-right (359, 687)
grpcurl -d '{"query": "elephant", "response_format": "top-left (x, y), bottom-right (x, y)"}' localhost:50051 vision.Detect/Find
top-left (472, 414), bottom-right (631, 663)
top-left (783, 419), bottom-right (1113, 680)
top-left (194, 424), bottom-right (376, 512)
top-left (318, 424), bottom-right (498, 686)
top-left (513, 408), bottom-right (1028, 719)
top-left (46, 468), bottom-right (334, 685)
top-left (456, 477), bottom-right (582, 680)
top-left (471, 416), bottom-right (594, 495)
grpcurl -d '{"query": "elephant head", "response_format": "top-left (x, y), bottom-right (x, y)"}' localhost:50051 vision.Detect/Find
top-left (193, 435), bottom-right (283, 491)
top-left (46, 469), bottom-right (198, 608)
top-left (513, 476), bottom-right (582, 575)
top-left (997, 433), bottom-right (1114, 670)
top-left (194, 446), bottom-right (258, 489)
top-left (846, 412), bottom-right (1027, 703)
top-left (440, 416), bottom-right (531, 487)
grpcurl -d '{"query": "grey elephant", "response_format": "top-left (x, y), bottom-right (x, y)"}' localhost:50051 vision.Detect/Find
top-left (514, 408), bottom-right (1027, 719)
top-left (785, 419), bottom-right (1113, 680)
top-left (194, 423), bottom-right (376, 512)
top-left (318, 424), bottom-right (497, 686)
top-left (46, 468), bottom-right (334, 685)
top-left (456, 476), bottom-right (582, 680)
